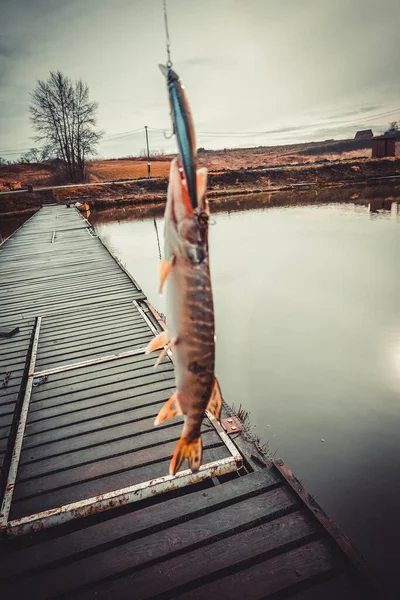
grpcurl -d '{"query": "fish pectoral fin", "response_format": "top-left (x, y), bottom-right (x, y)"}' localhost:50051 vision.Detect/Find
top-left (154, 391), bottom-right (182, 425)
top-left (145, 331), bottom-right (169, 354)
top-left (170, 435), bottom-right (202, 476)
top-left (206, 377), bottom-right (223, 420)
top-left (154, 337), bottom-right (178, 368)
top-left (159, 256), bottom-right (175, 293)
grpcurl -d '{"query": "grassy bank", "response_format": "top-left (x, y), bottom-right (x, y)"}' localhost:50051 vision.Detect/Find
top-left (1, 157), bottom-right (399, 216)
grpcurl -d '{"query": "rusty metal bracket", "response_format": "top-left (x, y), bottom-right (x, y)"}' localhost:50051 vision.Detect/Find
top-left (222, 416), bottom-right (244, 434)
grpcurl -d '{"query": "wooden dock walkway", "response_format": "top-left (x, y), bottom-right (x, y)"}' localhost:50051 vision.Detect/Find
top-left (0, 205), bottom-right (390, 599)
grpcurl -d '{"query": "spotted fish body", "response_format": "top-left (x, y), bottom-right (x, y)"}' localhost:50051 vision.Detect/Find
top-left (146, 159), bottom-right (222, 475)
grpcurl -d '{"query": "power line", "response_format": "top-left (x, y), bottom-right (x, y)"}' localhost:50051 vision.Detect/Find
top-left (2, 107), bottom-right (399, 155)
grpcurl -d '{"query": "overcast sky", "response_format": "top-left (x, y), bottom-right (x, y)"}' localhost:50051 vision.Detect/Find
top-left (1, 0), bottom-right (399, 160)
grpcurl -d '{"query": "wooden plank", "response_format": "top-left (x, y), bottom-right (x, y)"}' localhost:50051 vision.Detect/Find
top-left (0, 279), bottom-right (134, 306)
top-left (15, 426), bottom-right (206, 500)
top-left (36, 325), bottom-right (152, 357)
top-left (21, 412), bottom-right (187, 460)
top-left (273, 459), bottom-right (392, 600)
top-left (29, 352), bottom-right (165, 395)
top-left (29, 374), bottom-right (176, 416)
top-left (171, 539), bottom-right (339, 600)
top-left (59, 521), bottom-right (329, 600)
top-left (29, 375), bottom-right (175, 423)
top-left (32, 335), bottom-right (153, 369)
top-left (23, 390), bottom-right (172, 444)
top-left (18, 421), bottom-right (208, 477)
top-left (38, 304), bottom-right (142, 330)
top-left (1, 469), bottom-right (281, 577)
top-left (38, 314), bottom-right (146, 341)
top-left (24, 386), bottom-right (176, 435)
top-left (0, 286), bottom-right (138, 310)
top-left (11, 443), bottom-right (229, 519)
top-left (286, 572), bottom-right (365, 600)
top-left (29, 360), bottom-right (173, 404)
top-left (4, 489), bottom-right (302, 600)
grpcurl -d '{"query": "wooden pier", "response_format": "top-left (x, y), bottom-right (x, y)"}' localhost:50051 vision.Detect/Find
top-left (0, 205), bottom-right (390, 599)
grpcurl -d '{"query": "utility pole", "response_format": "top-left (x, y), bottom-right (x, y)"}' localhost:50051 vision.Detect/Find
top-left (145, 126), bottom-right (151, 178)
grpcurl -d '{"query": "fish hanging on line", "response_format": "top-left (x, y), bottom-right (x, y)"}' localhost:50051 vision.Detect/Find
top-left (145, 65), bottom-right (222, 476)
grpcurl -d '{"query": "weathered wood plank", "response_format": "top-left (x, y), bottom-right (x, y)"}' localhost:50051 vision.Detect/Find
top-left (29, 374), bottom-right (176, 416)
top-left (21, 413), bottom-right (188, 461)
top-left (30, 353), bottom-right (166, 396)
top-left (1, 469), bottom-right (281, 578)
top-left (17, 422), bottom-right (213, 477)
top-left (273, 459), bottom-right (392, 600)
top-left (24, 386), bottom-right (176, 435)
top-left (11, 443), bottom-right (229, 519)
top-left (23, 392), bottom-right (172, 445)
top-left (63, 520), bottom-right (330, 600)
top-left (30, 360), bottom-right (173, 404)
top-left (171, 539), bottom-right (340, 600)
top-left (5, 489), bottom-right (302, 600)
top-left (286, 572), bottom-right (365, 600)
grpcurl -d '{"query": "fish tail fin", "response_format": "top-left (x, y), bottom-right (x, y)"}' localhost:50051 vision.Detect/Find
top-left (170, 435), bottom-right (202, 476)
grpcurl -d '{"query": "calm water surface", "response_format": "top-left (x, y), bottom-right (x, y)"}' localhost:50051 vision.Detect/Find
top-left (91, 189), bottom-right (400, 592)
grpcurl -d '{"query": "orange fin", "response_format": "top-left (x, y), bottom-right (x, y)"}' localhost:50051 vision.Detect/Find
top-left (154, 391), bottom-right (182, 426)
top-left (160, 256), bottom-right (175, 293)
top-left (206, 377), bottom-right (223, 420)
top-left (196, 167), bottom-right (208, 208)
top-left (170, 435), bottom-right (202, 476)
top-left (154, 337), bottom-right (178, 368)
top-left (145, 331), bottom-right (168, 354)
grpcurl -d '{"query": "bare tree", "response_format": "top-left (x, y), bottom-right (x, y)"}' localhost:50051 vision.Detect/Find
top-left (385, 121), bottom-right (399, 134)
top-left (19, 146), bottom-right (52, 163)
top-left (29, 71), bottom-right (102, 182)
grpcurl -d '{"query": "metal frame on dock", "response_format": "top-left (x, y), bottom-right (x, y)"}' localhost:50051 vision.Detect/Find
top-left (0, 317), bottom-right (42, 533)
top-left (0, 301), bottom-right (242, 538)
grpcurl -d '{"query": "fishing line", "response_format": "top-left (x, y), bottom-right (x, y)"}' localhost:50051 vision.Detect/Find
top-left (153, 217), bottom-right (162, 261)
top-left (163, 0), bottom-right (172, 68)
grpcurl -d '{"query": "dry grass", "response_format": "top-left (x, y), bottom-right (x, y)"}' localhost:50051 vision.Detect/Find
top-left (88, 160), bottom-right (170, 181)
top-left (0, 138), bottom-right (373, 188)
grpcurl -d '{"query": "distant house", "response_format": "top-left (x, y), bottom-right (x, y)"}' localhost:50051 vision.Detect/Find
top-left (371, 134), bottom-right (400, 158)
top-left (354, 129), bottom-right (373, 140)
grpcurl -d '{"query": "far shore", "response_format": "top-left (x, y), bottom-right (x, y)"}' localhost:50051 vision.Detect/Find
top-left (1, 156), bottom-right (399, 217)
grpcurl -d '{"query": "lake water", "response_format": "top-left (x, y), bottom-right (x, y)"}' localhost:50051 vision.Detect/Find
top-left (90, 185), bottom-right (400, 594)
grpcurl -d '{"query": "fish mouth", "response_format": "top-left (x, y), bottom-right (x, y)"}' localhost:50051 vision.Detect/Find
top-left (167, 159), bottom-right (194, 227)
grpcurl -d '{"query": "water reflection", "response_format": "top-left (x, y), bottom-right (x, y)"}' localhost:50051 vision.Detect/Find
top-left (0, 213), bottom-right (32, 243)
top-left (91, 183), bottom-right (400, 596)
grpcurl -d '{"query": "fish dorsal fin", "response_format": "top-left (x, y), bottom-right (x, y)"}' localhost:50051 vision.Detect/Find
top-left (154, 391), bottom-right (182, 425)
top-left (206, 378), bottom-right (223, 420)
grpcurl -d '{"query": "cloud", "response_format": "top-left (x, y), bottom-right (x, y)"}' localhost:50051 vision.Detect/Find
top-left (180, 56), bottom-right (237, 69)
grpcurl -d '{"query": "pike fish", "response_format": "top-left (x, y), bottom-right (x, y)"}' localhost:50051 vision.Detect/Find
top-left (145, 66), bottom-right (222, 476)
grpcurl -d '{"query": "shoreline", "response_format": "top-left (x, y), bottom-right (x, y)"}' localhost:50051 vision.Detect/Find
top-left (1, 157), bottom-right (399, 217)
